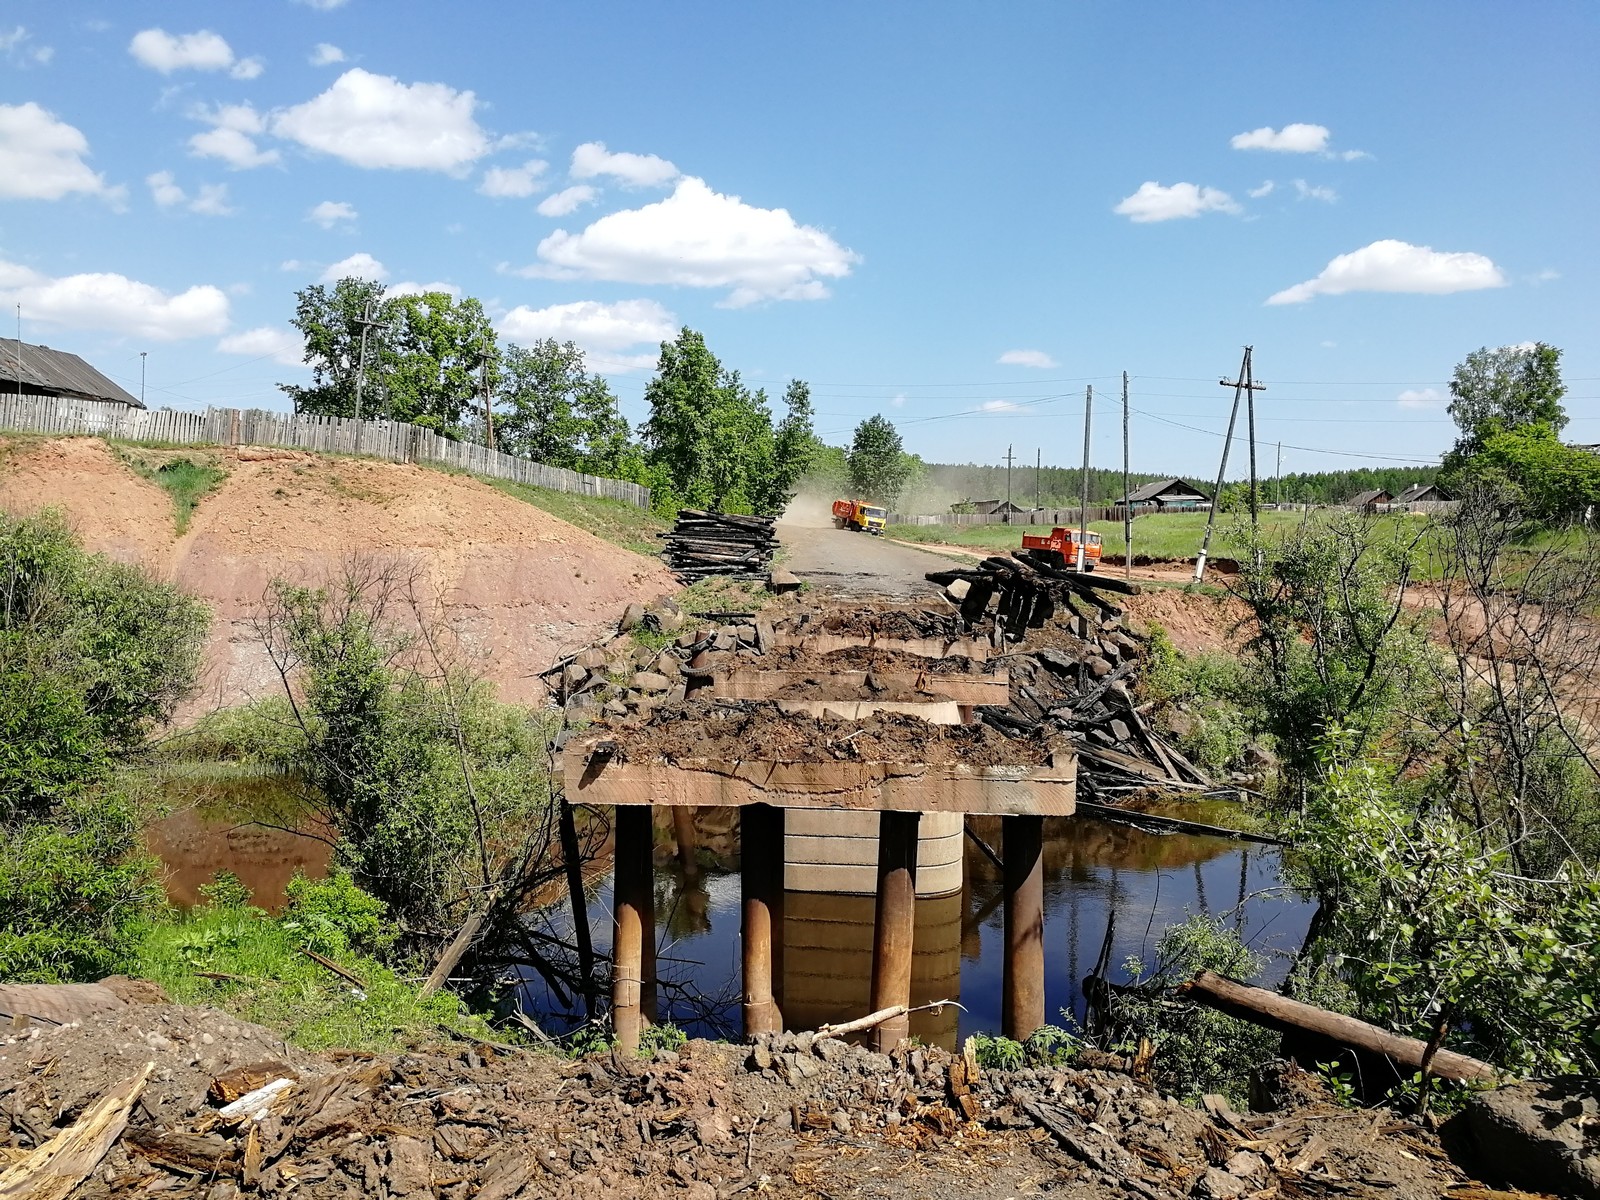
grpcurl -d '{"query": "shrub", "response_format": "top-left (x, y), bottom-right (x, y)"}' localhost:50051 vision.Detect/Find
top-left (282, 870), bottom-right (395, 958)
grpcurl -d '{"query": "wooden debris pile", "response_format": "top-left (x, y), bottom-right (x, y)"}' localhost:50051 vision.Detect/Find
top-left (660, 509), bottom-right (778, 581)
top-left (928, 555), bottom-right (1212, 798)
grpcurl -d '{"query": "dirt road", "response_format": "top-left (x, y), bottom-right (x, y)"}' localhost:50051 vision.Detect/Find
top-left (778, 520), bottom-right (956, 598)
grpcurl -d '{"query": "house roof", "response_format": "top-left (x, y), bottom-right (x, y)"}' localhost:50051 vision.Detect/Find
top-left (1394, 482), bottom-right (1449, 504)
top-left (0, 338), bottom-right (142, 407)
top-left (1122, 477), bottom-right (1212, 504)
top-left (969, 498), bottom-right (1024, 513)
top-left (1348, 488), bottom-right (1390, 507)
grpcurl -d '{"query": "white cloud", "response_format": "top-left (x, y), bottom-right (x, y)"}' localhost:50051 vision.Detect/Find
top-left (319, 252), bottom-right (387, 283)
top-left (309, 42), bottom-right (346, 66)
top-left (523, 176), bottom-right (858, 306)
top-left (570, 141), bottom-right (679, 187)
top-left (1339, 149), bottom-right (1372, 162)
top-left (272, 68), bottom-right (490, 172)
top-left (0, 258), bottom-right (229, 339)
top-left (1397, 387), bottom-right (1446, 409)
top-left (997, 349), bottom-right (1058, 369)
top-left (145, 170), bottom-right (232, 215)
top-left (1113, 181), bottom-right (1240, 223)
top-left (295, 0), bottom-right (349, 8)
top-left (1, 26), bottom-right (54, 66)
top-left (1248, 180), bottom-right (1275, 198)
top-left (1267, 239), bottom-right (1507, 305)
top-left (478, 158), bottom-right (547, 198)
top-left (889, 393), bottom-right (907, 408)
top-left (188, 103), bottom-right (280, 169)
top-left (128, 28), bottom-right (239, 74)
top-left (498, 298), bottom-right (676, 371)
top-left (217, 325), bottom-right (304, 366)
top-left (1231, 123), bottom-right (1330, 153)
top-left (230, 56), bottom-right (265, 80)
top-left (307, 199), bottom-right (357, 228)
top-left (1531, 268), bottom-right (1560, 284)
top-left (388, 280), bottom-right (462, 298)
top-left (0, 102), bottom-right (121, 202)
top-left (1293, 179), bottom-right (1337, 203)
top-left (980, 400), bottom-right (1022, 412)
top-left (536, 184), bottom-right (596, 217)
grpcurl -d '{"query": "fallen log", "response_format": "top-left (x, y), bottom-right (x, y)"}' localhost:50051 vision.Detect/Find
top-left (814, 999), bottom-right (964, 1040)
top-left (1179, 971), bottom-right (1500, 1084)
top-left (1075, 801), bottom-right (1285, 845)
top-left (0, 1062), bottom-right (153, 1200)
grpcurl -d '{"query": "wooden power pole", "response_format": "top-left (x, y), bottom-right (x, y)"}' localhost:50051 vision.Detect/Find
top-left (1004, 445), bottom-right (1016, 521)
top-left (1077, 386), bottom-right (1092, 571)
top-left (480, 357), bottom-right (496, 452)
top-left (1035, 447), bottom-right (1041, 516)
top-left (1195, 347), bottom-right (1262, 583)
top-left (1121, 371), bottom-right (1131, 582)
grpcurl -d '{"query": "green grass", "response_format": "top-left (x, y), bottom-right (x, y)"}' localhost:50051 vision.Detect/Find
top-left (486, 478), bottom-right (669, 556)
top-left (114, 447), bottom-right (228, 533)
top-left (136, 901), bottom-right (501, 1052)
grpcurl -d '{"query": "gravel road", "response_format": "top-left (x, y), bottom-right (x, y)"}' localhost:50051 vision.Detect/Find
top-left (776, 519), bottom-right (955, 598)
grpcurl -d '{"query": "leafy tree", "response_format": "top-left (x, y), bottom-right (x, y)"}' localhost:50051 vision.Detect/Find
top-left (495, 339), bottom-right (639, 478)
top-left (640, 328), bottom-right (785, 514)
top-left (280, 277), bottom-right (392, 419)
top-left (767, 380), bottom-right (820, 509)
top-left (847, 414), bottom-right (913, 506)
top-left (0, 512), bottom-right (208, 980)
top-left (385, 291), bottom-right (499, 436)
top-left (1455, 423), bottom-right (1600, 525)
top-left (1443, 342), bottom-right (1567, 473)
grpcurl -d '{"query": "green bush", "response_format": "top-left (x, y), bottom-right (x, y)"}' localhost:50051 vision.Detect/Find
top-left (282, 870), bottom-right (395, 958)
top-left (1140, 624), bottom-right (1260, 775)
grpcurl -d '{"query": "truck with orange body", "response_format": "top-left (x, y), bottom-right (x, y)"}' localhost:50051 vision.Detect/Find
top-left (1021, 526), bottom-right (1103, 571)
top-left (832, 498), bottom-right (887, 535)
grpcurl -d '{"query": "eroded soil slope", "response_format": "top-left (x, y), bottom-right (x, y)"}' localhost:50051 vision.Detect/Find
top-left (0, 437), bottom-right (674, 711)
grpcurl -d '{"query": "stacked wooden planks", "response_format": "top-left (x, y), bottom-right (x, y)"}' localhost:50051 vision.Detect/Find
top-left (660, 509), bottom-right (778, 580)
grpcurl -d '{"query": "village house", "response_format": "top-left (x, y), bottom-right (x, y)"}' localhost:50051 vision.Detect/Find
top-left (0, 337), bottom-right (143, 408)
top-left (1117, 477), bottom-right (1213, 512)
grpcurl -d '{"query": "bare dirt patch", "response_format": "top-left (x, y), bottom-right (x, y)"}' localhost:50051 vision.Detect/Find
top-left (1124, 587), bottom-right (1252, 656)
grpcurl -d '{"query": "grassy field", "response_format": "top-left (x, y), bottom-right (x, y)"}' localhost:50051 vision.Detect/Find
top-left (486, 479), bottom-right (669, 557)
top-left (887, 509), bottom-right (1446, 561)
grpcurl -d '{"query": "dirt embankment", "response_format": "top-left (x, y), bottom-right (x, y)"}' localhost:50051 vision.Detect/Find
top-left (0, 438), bottom-right (675, 712)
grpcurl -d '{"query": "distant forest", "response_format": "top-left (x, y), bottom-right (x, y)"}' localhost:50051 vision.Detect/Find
top-left (903, 461), bottom-right (1440, 512)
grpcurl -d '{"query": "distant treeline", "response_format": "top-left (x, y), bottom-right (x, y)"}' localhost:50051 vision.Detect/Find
top-left (1251, 466), bottom-right (1440, 506)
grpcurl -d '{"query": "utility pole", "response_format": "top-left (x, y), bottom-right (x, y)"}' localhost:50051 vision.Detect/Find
top-left (140, 352), bottom-right (147, 407)
top-left (1276, 441), bottom-right (1283, 506)
top-left (1195, 347), bottom-right (1255, 583)
top-left (1121, 371), bottom-right (1131, 582)
top-left (1035, 447), bottom-right (1041, 516)
top-left (351, 300), bottom-right (383, 453)
top-left (1222, 348), bottom-right (1266, 532)
top-left (1077, 385), bottom-right (1092, 572)
top-left (1004, 444), bottom-right (1016, 523)
top-left (480, 356), bottom-right (496, 452)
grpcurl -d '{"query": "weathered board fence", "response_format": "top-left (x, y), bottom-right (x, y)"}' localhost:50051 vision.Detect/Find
top-left (0, 393), bottom-right (652, 509)
top-left (887, 506), bottom-right (1132, 527)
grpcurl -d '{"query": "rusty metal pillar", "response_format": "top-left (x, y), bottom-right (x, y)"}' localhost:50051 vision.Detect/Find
top-left (740, 803), bottom-right (785, 1037)
top-left (1002, 814), bottom-right (1045, 1040)
top-left (612, 804), bottom-right (654, 1053)
top-left (869, 809), bottom-right (921, 1052)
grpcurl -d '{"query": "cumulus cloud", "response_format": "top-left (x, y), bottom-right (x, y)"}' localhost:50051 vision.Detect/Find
top-left (570, 141), bottom-right (679, 187)
top-left (230, 56), bottom-right (264, 80)
top-left (1113, 181), bottom-right (1240, 223)
top-left (998, 349), bottom-right (1057, 369)
top-left (980, 400), bottom-right (1022, 412)
top-left (1, 26), bottom-right (54, 67)
top-left (536, 184), bottom-right (596, 217)
top-left (1293, 179), bottom-right (1337, 203)
top-left (1267, 239), bottom-right (1507, 305)
top-left (521, 176), bottom-right (858, 307)
top-left (307, 199), bottom-right (357, 228)
top-left (309, 42), bottom-right (345, 65)
top-left (272, 68), bottom-right (490, 172)
top-left (217, 325), bottom-right (304, 366)
top-left (0, 102), bottom-right (121, 202)
top-left (499, 298), bottom-right (676, 370)
top-left (129, 28), bottom-right (243, 74)
top-left (1231, 123), bottom-right (1330, 153)
top-left (478, 158), bottom-right (547, 198)
top-left (188, 103), bottom-right (280, 169)
top-left (319, 252), bottom-right (387, 283)
top-left (145, 170), bottom-right (232, 215)
top-left (1248, 180), bottom-right (1275, 198)
top-left (1397, 387), bottom-right (1446, 409)
top-left (388, 280), bottom-right (461, 298)
top-left (0, 258), bottom-right (229, 339)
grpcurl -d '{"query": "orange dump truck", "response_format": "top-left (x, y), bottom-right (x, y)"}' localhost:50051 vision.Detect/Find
top-left (832, 499), bottom-right (887, 535)
top-left (1021, 526), bottom-right (1103, 571)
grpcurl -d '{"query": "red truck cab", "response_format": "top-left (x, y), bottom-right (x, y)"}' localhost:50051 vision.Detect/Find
top-left (1020, 526), bottom-right (1102, 570)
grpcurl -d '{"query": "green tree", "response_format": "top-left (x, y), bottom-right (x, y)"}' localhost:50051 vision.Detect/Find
top-left (0, 513), bottom-right (209, 980)
top-left (495, 340), bottom-right (638, 477)
top-left (765, 380), bottom-right (819, 511)
top-left (1443, 342), bottom-right (1567, 473)
top-left (847, 414), bottom-right (913, 506)
top-left (385, 291), bottom-right (500, 437)
top-left (280, 277), bottom-right (391, 418)
top-left (1457, 423), bottom-right (1600, 525)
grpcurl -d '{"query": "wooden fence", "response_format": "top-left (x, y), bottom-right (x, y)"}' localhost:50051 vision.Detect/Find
top-left (0, 393), bottom-right (652, 509)
top-left (887, 505), bottom-right (1132, 526)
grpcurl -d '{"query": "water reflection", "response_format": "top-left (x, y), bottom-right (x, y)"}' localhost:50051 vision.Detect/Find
top-left (519, 808), bottom-right (1312, 1048)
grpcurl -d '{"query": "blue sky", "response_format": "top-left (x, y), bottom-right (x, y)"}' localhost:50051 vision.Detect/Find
top-left (2, 1), bottom-right (1595, 478)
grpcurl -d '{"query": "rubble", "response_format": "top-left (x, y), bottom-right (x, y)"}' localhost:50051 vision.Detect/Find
top-left (0, 1005), bottom-right (1481, 1200)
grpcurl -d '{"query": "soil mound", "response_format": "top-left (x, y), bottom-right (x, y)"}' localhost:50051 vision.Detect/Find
top-left (0, 437), bottom-right (675, 710)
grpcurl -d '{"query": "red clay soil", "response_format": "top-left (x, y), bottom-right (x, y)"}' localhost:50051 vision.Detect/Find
top-left (614, 701), bottom-right (1056, 766)
top-left (0, 437), bottom-right (675, 711)
top-left (755, 645), bottom-right (991, 676)
top-left (1123, 587), bottom-right (1253, 656)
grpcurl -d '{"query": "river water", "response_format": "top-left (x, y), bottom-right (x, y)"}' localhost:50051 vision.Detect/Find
top-left (147, 779), bottom-right (1310, 1049)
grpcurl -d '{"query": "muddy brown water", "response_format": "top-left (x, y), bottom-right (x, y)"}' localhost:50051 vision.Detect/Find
top-left (147, 775), bottom-right (1309, 1050)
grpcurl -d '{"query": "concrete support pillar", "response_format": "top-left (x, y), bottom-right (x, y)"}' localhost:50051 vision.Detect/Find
top-left (740, 803), bottom-right (785, 1037)
top-left (869, 809), bottom-right (920, 1052)
top-left (1002, 814), bottom-right (1046, 1040)
top-left (612, 805), bottom-right (654, 1053)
